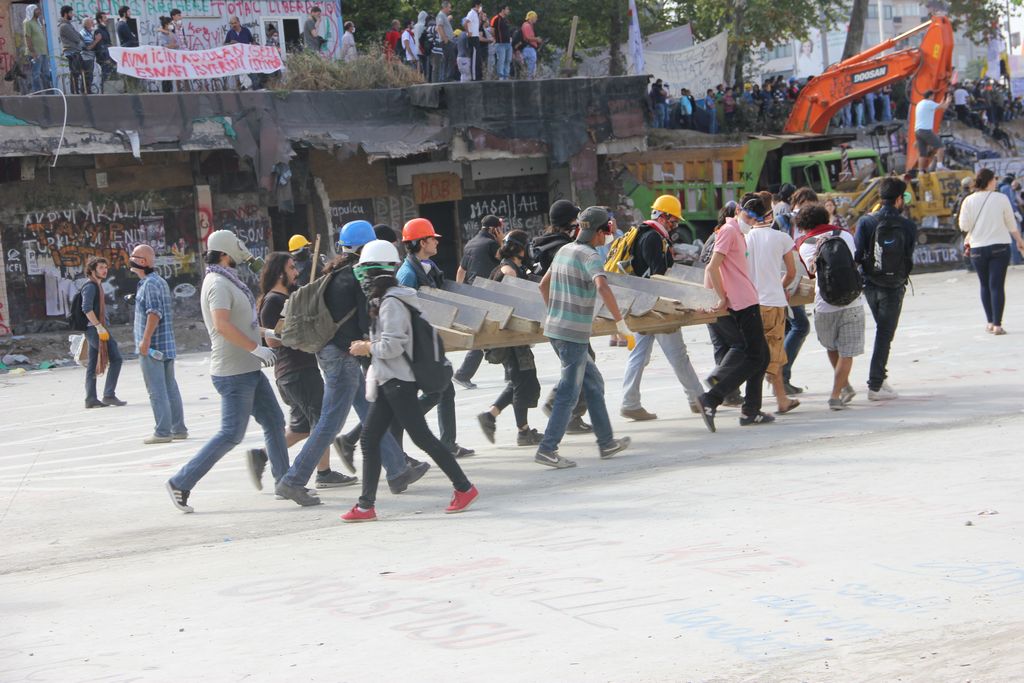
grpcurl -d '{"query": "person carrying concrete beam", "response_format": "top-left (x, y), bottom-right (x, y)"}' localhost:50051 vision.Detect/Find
top-left (535, 206), bottom-right (632, 469)
top-left (395, 217), bottom-right (474, 458)
top-left (615, 194), bottom-right (705, 422)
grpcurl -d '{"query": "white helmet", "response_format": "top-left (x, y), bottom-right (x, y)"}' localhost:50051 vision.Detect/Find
top-left (207, 230), bottom-right (254, 266)
top-left (357, 239), bottom-right (400, 265)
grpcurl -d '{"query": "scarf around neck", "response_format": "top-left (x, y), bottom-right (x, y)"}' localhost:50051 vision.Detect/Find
top-left (206, 264), bottom-right (258, 328)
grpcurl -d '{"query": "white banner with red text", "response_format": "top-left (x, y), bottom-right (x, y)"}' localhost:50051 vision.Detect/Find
top-left (107, 44), bottom-right (284, 80)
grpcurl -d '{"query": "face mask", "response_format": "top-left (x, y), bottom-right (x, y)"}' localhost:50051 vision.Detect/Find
top-left (604, 232), bottom-right (615, 246)
top-left (129, 259), bottom-right (154, 275)
top-left (738, 220), bottom-right (752, 235)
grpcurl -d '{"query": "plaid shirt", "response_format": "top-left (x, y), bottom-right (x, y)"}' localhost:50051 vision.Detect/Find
top-left (134, 273), bottom-right (177, 359)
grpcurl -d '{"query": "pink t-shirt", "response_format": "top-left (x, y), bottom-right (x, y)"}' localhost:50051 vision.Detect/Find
top-left (706, 218), bottom-right (759, 311)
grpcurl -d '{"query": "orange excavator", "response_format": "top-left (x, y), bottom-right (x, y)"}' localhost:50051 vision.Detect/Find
top-left (784, 15), bottom-right (954, 171)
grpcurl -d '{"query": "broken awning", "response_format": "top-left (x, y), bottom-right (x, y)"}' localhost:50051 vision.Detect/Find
top-left (0, 90), bottom-right (446, 176)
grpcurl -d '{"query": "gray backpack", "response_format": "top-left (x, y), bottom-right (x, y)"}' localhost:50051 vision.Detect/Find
top-left (277, 269), bottom-right (355, 353)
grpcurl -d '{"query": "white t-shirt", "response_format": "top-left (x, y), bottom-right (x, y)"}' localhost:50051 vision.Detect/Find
top-left (798, 229), bottom-right (864, 314)
top-left (464, 10), bottom-right (480, 37)
top-left (953, 88), bottom-right (969, 106)
top-left (401, 29), bottom-right (418, 60)
top-left (745, 227), bottom-right (795, 307)
top-left (915, 99), bottom-right (940, 131)
top-left (958, 190), bottom-right (1017, 248)
top-left (201, 273), bottom-right (262, 377)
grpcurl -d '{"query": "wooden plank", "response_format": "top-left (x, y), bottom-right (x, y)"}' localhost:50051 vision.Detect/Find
top-left (445, 280), bottom-right (548, 321)
top-left (414, 297), bottom-right (459, 330)
top-left (437, 327), bottom-right (476, 351)
top-left (422, 287), bottom-right (514, 329)
top-left (418, 292), bottom-right (487, 332)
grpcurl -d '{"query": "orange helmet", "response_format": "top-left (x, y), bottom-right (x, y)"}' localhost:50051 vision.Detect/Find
top-left (402, 217), bottom-right (441, 242)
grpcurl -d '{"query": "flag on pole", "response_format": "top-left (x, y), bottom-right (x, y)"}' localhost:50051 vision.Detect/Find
top-left (628, 0), bottom-right (644, 74)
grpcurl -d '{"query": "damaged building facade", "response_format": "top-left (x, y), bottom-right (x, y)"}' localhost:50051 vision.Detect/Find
top-left (0, 77), bottom-right (647, 334)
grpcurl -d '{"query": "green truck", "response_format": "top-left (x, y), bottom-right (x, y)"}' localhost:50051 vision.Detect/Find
top-left (617, 135), bottom-right (966, 246)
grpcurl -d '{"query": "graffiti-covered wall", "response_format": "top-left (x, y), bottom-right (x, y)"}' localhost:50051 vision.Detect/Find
top-left (0, 184), bottom-right (200, 333)
top-left (211, 192), bottom-right (271, 287)
top-left (56, 0), bottom-right (343, 58)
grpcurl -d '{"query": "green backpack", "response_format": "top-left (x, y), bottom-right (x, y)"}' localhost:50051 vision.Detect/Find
top-left (277, 269), bottom-right (356, 353)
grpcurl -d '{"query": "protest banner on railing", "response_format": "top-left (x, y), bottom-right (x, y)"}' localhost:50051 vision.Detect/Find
top-left (108, 44), bottom-right (283, 80)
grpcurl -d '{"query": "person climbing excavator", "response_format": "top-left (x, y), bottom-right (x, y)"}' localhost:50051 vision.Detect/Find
top-left (784, 14), bottom-right (955, 172)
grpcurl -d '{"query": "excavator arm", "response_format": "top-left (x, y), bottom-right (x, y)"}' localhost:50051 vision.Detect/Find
top-left (783, 15), bottom-right (955, 171)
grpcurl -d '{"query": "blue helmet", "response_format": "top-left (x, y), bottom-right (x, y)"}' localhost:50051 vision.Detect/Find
top-left (338, 220), bottom-right (376, 249)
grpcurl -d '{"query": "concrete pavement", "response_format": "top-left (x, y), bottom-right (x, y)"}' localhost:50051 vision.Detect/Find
top-left (1, 269), bottom-right (1023, 681)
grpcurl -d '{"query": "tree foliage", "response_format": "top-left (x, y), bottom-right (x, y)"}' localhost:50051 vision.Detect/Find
top-left (339, 0), bottom-right (1024, 74)
top-left (341, 0), bottom-right (673, 56)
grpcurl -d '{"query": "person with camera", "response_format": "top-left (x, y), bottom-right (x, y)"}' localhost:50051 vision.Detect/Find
top-left (303, 7), bottom-right (326, 53)
top-left (58, 5), bottom-right (90, 94)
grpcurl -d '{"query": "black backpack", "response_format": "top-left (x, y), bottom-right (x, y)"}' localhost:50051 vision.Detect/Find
top-left (394, 33), bottom-right (406, 61)
top-left (865, 213), bottom-right (910, 287)
top-left (510, 28), bottom-right (525, 51)
top-left (68, 285), bottom-right (92, 331)
top-left (815, 230), bottom-right (863, 306)
top-left (390, 296), bottom-right (453, 394)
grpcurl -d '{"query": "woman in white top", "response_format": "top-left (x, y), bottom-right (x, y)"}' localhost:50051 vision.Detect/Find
top-left (958, 167), bottom-right (1024, 335)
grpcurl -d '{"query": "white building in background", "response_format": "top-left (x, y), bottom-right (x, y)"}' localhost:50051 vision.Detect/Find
top-left (751, 1), bottom-right (986, 82)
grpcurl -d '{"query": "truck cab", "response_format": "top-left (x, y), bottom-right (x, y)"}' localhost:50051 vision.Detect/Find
top-left (781, 149), bottom-right (885, 196)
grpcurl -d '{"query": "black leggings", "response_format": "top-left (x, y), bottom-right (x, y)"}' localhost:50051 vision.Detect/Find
top-left (492, 350), bottom-right (541, 428)
top-left (359, 378), bottom-right (471, 509)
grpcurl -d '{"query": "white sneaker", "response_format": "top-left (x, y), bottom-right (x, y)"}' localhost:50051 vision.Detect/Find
top-left (868, 382), bottom-right (899, 401)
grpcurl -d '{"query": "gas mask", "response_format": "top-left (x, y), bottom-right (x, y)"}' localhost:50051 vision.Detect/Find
top-left (207, 230), bottom-right (264, 273)
top-left (129, 259), bottom-right (155, 275)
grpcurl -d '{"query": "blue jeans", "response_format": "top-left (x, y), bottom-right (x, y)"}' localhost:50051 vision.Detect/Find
top-left (280, 344), bottom-right (405, 488)
top-left (139, 354), bottom-right (186, 437)
top-left (170, 371), bottom-right (289, 492)
top-left (85, 326), bottom-right (122, 402)
top-left (864, 93), bottom-right (876, 124)
top-left (622, 330), bottom-right (703, 410)
top-left (971, 244), bottom-right (1011, 325)
top-left (854, 102), bottom-right (865, 127)
top-left (495, 43), bottom-right (512, 79)
top-left (539, 339), bottom-right (614, 452)
top-left (522, 46), bottom-right (537, 78)
top-left (782, 305), bottom-right (809, 383)
top-left (841, 105), bottom-right (852, 128)
top-left (653, 102), bottom-right (668, 128)
top-left (30, 56), bottom-right (46, 91)
top-left (880, 94), bottom-right (892, 121)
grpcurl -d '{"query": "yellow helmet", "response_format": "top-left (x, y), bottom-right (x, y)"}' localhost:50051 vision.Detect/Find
top-left (288, 234), bottom-right (311, 252)
top-left (651, 194), bottom-right (682, 219)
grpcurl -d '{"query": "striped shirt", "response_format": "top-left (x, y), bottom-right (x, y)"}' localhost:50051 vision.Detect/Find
top-left (134, 273), bottom-right (177, 359)
top-left (543, 243), bottom-right (606, 344)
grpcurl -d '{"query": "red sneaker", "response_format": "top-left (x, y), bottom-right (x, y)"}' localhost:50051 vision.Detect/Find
top-left (340, 505), bottom-right (377, 523)
top-left (445, 485), bottom-right (479, 514)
